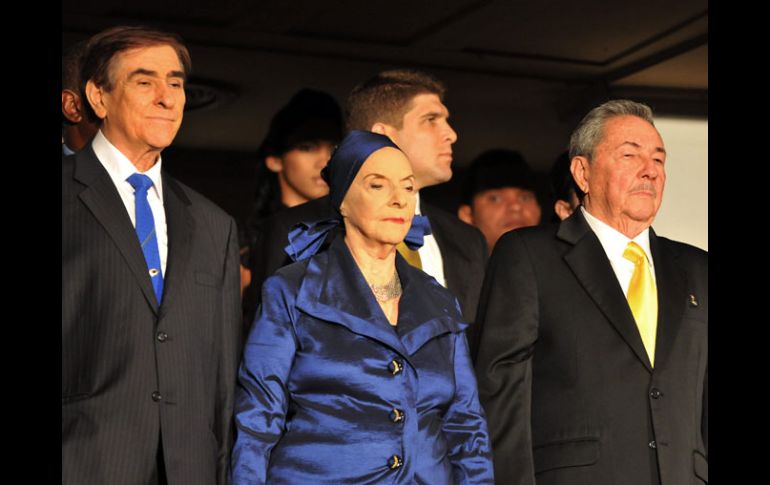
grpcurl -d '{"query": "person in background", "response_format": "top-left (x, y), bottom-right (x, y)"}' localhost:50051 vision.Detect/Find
top-left (62, 25), bottom-right (241, 485)
top-left (246, 70), bottom-right (487, 349)
top-left (231, 130), bottom-right (494, 484)
top-left (241, 88), bottom-right (343, 327)
top-left (549, 150), bottom-right (581, 221)
top-left (474, 99), bottom-right (707, 485)
top-left (249, 88), bottom-right (343, 221)
top-left (457, 148), bottom-right (542, 252)
top-left (62, 40), bottom-right (98, 154)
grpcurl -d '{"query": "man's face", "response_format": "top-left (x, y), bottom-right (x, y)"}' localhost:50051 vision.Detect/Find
top-left (462, 187), bottom-right (541, 250)
top-left (383, 93), bottom-right (457, 189)
top-left (574, 115), bottom-right (666, 236)
top-left (92, 45), bottom-right (186, 160)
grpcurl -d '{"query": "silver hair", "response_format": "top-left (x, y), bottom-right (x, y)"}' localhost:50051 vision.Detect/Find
top-left (568, 99), bottom-right (654, 161)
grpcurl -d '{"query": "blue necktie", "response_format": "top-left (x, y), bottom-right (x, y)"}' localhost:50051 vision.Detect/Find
top-left (127, 173), bottom-right (164, 304)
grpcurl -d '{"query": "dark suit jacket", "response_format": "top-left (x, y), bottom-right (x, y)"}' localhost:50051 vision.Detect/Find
top-left (474, 210), bottom-right (708, 485)
top-left (62, 145), bottom-right (242, 485)
top-left (244, 195), bottom-right (488, 335)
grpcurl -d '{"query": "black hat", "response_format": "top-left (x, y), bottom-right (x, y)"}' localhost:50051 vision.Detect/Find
top-left (461, 149), bottom-right (537, 204)
top-left (258, 89), bottom-right (343, 157)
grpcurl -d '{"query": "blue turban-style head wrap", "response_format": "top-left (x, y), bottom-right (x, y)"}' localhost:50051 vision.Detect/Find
top-left (284, 130), bottom-right (432, 261)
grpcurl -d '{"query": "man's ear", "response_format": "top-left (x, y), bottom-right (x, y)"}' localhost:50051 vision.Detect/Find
top-left (84, 80), bottom-right (107, 120)
top-left (570, 156), bottom-right (590, 195)
top-left (265, 155), bottom-right (283, 173)
top-left (339, 200), bottom-right (348, 218)
top-left (554, 199), bottom-right (575, 221)
top-left (457, 204), bottom-right (473, 225)
top-left (61, 90), bottom-right (83, 124)
top-left (370, 122), bottom-right (390, 136)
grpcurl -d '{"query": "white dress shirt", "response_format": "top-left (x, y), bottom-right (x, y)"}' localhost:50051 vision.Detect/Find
top-left (580, 206), bottom-right (656, 296)
top-left (91, 130), bottom-right (168, 274)
top-left (415, 193), bottom-right (446, 288)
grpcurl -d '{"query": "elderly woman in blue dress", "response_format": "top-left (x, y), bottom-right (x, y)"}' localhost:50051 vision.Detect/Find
top-left (231, 130), bottom-right (494, 484)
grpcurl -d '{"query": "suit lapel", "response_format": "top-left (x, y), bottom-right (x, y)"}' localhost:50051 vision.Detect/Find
top-left (395, 254), bottom-right (467, 355)
top-left (74, 146), bottom-right (159, 313)
top-left (648, 229), bottom-right (686, 370)
top-left (559, 212), bottom-right (653, 371)
top-left (158, 175), bottom-right (194, 317)
top-left (421, 202), bottom-right (471, 293)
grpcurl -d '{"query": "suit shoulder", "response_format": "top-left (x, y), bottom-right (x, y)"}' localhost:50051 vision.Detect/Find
top-left (496, 222), bottom-right (560, 250)
top-left (271, 258), bottom-right (310, 285)
top-left (271, 195), bottom-right (332, 229)
top-left (262, 256), bottom-right (315, 304)
top-left (62, 154), bottom-right (75, 174)
top-left (62, 155), bottom-right (77, 192)
top-left (426, 204), bottom-right (478, 236)
top-left (423, 202), bottom-right (487, 253)
top-left (658, 236), bottom-right (708, 266)
top-left (166, 176), bottom-right (233, 223)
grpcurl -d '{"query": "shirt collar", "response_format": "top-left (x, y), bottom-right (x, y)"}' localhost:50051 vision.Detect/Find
top-left (92, 129), bottom-right (164, 198)
top-left (581, 206), bottom-right (652, 266)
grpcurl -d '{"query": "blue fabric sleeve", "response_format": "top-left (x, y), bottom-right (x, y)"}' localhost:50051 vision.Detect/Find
top-left (443, 330), bottom-right (495, 484)
top-left (230, 275), bottom-right (298, 484)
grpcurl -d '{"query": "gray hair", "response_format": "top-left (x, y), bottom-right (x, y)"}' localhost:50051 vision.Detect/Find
top-left (568, 99), bottom-right (654, 161)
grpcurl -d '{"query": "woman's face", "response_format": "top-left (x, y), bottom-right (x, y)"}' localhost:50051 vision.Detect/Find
top-left (340, 147), bottom-right (417, 248)
top-left (267, 140), bottom-right (334, 207)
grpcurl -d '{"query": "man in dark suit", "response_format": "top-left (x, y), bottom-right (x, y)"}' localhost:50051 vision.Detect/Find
top-left (474, 99), bottom-right (707, 485)
top-left (246, 70), bottom-right (487, 335)
top-left (62, 26), bottom-right (241, 485)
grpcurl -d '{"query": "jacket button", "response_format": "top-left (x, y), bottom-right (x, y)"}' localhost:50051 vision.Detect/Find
top-left (387, 454), bottom-right (403, 469)
top-left (156, 331), bottom-right (168, 342)
top-left (650, 388), bottom-right (662, 399)
top-left (389, 408), bottom-right (405, 423)
top-left (648, 440), bottom-right (657, 449)
top-left (387, 359), bottom-right (403, 375)
top-left (151, 391), bottom-right (162, 402)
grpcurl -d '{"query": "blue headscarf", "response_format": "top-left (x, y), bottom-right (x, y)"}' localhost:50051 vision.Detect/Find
top-left (284, 130), bottom-right (432, 261)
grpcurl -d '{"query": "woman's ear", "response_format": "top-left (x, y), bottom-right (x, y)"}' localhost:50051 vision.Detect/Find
top-left (265, 156), bottom-right (283, 173)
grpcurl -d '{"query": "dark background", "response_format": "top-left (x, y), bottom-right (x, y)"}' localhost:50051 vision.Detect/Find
top-left (63, 0), bottom-right (707, 221)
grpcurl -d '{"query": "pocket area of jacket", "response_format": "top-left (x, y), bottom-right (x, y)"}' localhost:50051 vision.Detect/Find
top-left (693, 450), bottom-right (708, 482)
top-left (534, 437), bottom-right (600, 474)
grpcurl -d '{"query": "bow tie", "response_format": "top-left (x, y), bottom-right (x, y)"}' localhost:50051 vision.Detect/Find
top-left (404, 215), bottom-right (432, 250)
top-left (285, 214), bottom-right (433, 262)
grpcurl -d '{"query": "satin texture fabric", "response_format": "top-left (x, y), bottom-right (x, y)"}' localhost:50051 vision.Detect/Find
top-left (231, 237), bottom-right (494, 484)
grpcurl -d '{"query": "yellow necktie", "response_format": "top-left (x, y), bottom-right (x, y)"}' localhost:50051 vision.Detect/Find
top-left (623, 242), bottom-right (658, 366)
top-left (396, 241), bottom-right (422, 270)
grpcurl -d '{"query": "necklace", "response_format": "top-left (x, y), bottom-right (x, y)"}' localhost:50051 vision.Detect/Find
top-left (370, 271), bottom-right (402, 302)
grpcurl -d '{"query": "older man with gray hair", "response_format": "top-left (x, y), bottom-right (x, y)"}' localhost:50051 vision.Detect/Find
top-left (474, 99), bottom-right (708, 485)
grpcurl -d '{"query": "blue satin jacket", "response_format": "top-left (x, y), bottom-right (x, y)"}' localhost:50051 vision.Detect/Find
top-left (231, 237), bottom-right (494, 484)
